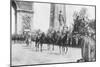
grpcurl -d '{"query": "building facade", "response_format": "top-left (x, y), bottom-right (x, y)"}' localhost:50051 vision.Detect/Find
top-left (50, 3), bottom-right (66, 31)
top-left (11, 0), bottom-right (34, 35)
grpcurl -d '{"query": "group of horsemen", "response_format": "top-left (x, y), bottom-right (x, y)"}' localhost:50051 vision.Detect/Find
top-left (12, 26), bottom-right (96, 62)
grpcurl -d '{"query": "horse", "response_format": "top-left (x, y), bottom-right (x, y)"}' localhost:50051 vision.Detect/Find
top-left (34, 32), bottom-right (46, 52)
top-left (45, 34), bottom-right (52, 51)
top-left (60, 32), bottom-right (68, 54)
top-left (35, 34), bottom-right (41, 51)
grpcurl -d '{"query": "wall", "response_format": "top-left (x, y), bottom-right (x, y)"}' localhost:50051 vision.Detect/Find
top-left (17, 12), bottom-right (33, 34)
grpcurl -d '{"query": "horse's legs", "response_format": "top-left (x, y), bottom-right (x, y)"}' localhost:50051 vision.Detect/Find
top-left (52, 44), bottom-right (54, 51)
top-left (59, 46), bottom-right (62, 54)
top-left (35, 42), bottom-right (39, 52)
top-left (63, 47), bottom-right (65, 53)
top-left (61, 46), bottom-right (65, 55)
top-left (29, 41), bottom-right (31, 47)
top-left (26, 41), bottom-right (29, 46)
top-left (48, 44), bottom-right (50, 50)
top-left (65, 47), bottom-right (68, 54)
top-left (40, 43), bottom-right (43, 52)
top-left (35, 42), bottom-right (38, 51)
top-left (35, 41), bottom-right (37, 50)
top-left (37, 43), bottom-right (40, 51)
top-left (35, 42), bottom-right (36, 47)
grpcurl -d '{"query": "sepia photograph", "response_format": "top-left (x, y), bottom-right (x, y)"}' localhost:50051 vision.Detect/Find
top-left (11, 0), bottom-right (96, 66)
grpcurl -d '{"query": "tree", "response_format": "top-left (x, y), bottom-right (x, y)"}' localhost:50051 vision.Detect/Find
top-left (73, 8), bottom-right (88, 35)
top-left (88, 19), bottom-right (96, 31)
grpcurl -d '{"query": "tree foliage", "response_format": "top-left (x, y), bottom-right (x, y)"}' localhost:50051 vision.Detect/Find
top-left (73, 8), bottom-right (90, 35)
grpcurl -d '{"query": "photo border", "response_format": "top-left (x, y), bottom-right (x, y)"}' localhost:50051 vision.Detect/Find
top-left (10, 0), bottom-right (96, 66)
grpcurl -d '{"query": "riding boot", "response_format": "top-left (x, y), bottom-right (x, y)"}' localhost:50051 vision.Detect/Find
top-left (40, 43), bottom-right (42, 52)
top-left (65, 47), bottom-right (68, 54)
top-left (59, 46), bottom-right (61, 54)
top-left (40, 46), bottom-right (42, 52)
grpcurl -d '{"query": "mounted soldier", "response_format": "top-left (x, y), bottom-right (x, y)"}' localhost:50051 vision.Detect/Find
top-left (39, 32), bottom-right (45, 52)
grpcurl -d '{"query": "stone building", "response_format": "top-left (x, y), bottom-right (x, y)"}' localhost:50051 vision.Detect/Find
top-left (11, 0), bottom-right (34, 35)
top-left (11, 0), bottom-right (67, 35)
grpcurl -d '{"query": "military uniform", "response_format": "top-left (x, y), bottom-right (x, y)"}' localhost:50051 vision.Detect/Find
top-left (81, 36), bottom-right (96, 62)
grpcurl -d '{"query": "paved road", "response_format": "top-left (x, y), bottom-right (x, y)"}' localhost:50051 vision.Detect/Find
top-left (12, 43), bottom-right (82, 66)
